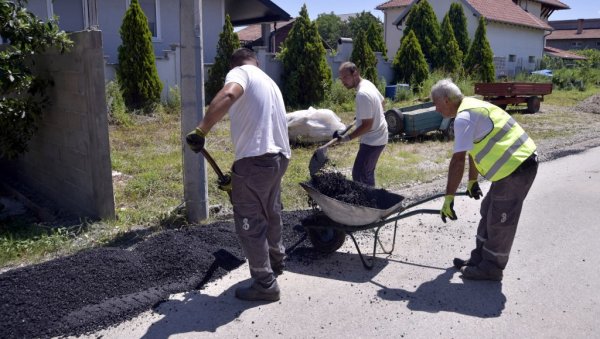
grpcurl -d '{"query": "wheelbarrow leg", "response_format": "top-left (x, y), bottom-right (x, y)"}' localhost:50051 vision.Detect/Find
top-left (348, 232), bottom-right (376, 270)
top-left (348, 220), bottom-right (400, 270)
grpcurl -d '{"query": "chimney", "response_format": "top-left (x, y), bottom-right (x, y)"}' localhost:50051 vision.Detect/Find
top-left (577, 19), bottom-right (584, 34)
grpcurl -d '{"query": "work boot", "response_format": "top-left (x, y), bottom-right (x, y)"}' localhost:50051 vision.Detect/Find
top-left (235, 280), bottom-right (280, 302)
top-left (453, 257), bottom-right (477, 269)
top-left (460, 265), bottom-right (503, 282)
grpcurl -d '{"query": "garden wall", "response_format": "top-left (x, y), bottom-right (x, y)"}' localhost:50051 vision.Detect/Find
top-left (1, 30), bottom-right (115, 220)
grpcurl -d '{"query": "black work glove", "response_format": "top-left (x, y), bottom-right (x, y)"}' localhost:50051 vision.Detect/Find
top-left (333, 130), bottom-right (351, 143)
top-left (466, 180), bottom-right (483, 200)
top-left (186, 127), bottom-right (206, 153)
top-left (217, 172), bottom-right (232, 193)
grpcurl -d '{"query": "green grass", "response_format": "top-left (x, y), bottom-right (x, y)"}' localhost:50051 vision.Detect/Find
top-left (2, 85), bottom-right (600, 269)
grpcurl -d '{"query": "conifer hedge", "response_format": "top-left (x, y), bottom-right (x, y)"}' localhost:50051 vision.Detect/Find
top-left (439, 14), bottom-right (463, 74)
top-left (205, 14), bottom-right (240, 103)
top-left (448, 3), bottom-right (470, 61)
top-left (465, 16), bottom-right (495, 82)
top-left (393, 30), bottom-right (429, 92)
top-left (404, 0), bottom-right (441, 69)
top-left (117, 0), bottom-right (162, 111)
top-left (351, 30), bottom-right (378, 84)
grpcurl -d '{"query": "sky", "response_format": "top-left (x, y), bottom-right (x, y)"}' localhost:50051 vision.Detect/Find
top-left (270, 0), bottom-right (600, 21)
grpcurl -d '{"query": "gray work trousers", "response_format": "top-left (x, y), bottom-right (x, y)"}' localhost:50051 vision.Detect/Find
top-left (352, 143), bottom-right (385, 187)
top-left (231, 153), bottom-right (289, 286)
top-left (470, 155), bottom-right (538, 271)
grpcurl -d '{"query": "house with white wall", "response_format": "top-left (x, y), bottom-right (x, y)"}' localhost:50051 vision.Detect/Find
top-left (16, 0), bottom-right (291, 98)
top-left (376, 0), bottom-right (569, 77)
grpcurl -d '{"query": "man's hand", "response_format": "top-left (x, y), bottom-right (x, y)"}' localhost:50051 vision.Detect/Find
top-left (466, 180), bottom-right (483, 200)
top-left (217, 173), bottom-right (232, 193)
top-left (441, 195), bottom-right (457, 223)
top-left (333, 130), bottom-right (351, 143)
top-left (186, 128), bottom-right (207, 153)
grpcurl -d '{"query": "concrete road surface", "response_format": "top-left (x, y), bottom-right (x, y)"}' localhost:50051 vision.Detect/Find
top-left (91, 147), bottom-right (600, 338)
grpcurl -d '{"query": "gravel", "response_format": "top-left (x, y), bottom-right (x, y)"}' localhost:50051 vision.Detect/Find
top-left (2, 99), bottom-right (600, 338)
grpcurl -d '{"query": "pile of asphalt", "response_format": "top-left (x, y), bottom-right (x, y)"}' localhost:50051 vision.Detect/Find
top-left (310, 172), bottom-right (405, 209)
top-left (0, 210), bottom-right (312, 339)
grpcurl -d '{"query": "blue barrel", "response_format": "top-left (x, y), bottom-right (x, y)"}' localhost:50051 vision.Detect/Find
top-left (385, 84), bottom-right (410, 99)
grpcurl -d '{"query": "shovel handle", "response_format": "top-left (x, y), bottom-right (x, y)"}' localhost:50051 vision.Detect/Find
top-left (200, 148), bottom-right (226, 181)
top-left (320, 121), bottom-right (355, 149)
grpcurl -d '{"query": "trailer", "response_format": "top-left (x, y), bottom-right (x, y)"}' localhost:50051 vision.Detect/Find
top-left (474, 82), bottom-right (553, 113)
top-left (384, 101), bottom-right (454, 140)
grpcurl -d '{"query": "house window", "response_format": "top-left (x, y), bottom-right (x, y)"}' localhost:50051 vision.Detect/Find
top-left (508, 54), bottom-right (516, 62)
top-left (571, 41), bottom-right (582, 48)
top-left (51, 0), bottom-right (85, 32)
top-left (126, 0), bottom-right (161, 41)
top-left (528, 56), bottom-right (535, 63)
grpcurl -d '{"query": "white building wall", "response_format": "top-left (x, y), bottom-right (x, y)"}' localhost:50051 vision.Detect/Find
top-left (383, 7), bottom-right (407, 59)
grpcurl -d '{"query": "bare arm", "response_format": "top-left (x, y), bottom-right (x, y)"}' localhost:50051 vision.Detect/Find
top-left (348, 118), bottom-right (373, 140)
top-left (197, 82), bottom-right (244, 133)
top-left (468, 154), bottom-right (479, 181)
top-left (446, 151), bottom-right (466, 195)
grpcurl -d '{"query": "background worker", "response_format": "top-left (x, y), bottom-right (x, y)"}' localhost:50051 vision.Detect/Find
top-left (431, 78), bottom-right (538, 282)
top-left (335, 62), bottom-right (388, 187)
top-left (186, 48), bottom-right (291, 302)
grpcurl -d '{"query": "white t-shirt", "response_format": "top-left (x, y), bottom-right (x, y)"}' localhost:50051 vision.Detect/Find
top-left (453, 109), bottom-right (494, 153)
top-left (355, 79), bottom-right (388, 146)
top-left (225, 65), bottom-right (291, 161)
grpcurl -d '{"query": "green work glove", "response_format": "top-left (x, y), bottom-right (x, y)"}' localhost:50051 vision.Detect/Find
top-left (217, 172), bottom-right (232, 193)
top-left (466, 180), bottom-right (483, 200)
top-left (440, 195), bottom-right (457, 223)
top-left (186, 127), bottom-right (206, 153)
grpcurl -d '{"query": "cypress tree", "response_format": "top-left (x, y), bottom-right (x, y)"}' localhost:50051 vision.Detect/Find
top-left (465, 16), bottom-right (495, 82)
top-left (448, 3), bottom-right (470, 61)
top-left (366, 20), bottom-right (387, 59)
top-left (404, 0), bottom-right (441, 69)
top-left (117, 0), bottom-right (162, 111)
top-left (205, 14), bottom-right (240, 102)
top-left (279, 4), bottom-right (332, 108)
top-left (392, 30), bottom-right (429, 92)
top-left (351, 30), bottom-right (378, 84)
top-left (439, 14), bottom-right (463, 74)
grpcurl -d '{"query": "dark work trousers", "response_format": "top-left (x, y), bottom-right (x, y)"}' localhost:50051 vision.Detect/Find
top-left (231, 153), bottom-right (289, 286)
top-left (352, 143), bottom-right (385, 187)
top-left (470, 155), bottom-right (538, 271)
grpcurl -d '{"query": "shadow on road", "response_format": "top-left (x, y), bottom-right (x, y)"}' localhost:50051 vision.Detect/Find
top-left (373, 267), bottom-right (506, 318)
top-left (140, 280), bottom-right (264, 338)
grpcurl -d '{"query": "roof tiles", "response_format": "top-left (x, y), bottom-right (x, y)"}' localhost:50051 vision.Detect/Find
top-left (376, 0), bottom-right (413, 10)
top-left (466, 0), bottom-right (553, 30)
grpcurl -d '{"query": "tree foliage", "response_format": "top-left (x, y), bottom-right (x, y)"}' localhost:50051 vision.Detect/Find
top-left (404, 0), bottom-right (441, 68)
top-left (117, 0), bottom-right (162, 111)
top-left (347, 11), bottom-right (382, 39)
top-left (350, 30), bottom-right (378, 84)
top-left (0, 0), bottom-right (72, 159)
top-left (279, 4), bottom-right (332, 108)
top-left (448, 3), bottom-right (470, 60)
top-left (439, 14), bottom-right (463, 74)
top-left (315, 12), bottom-right (351, 49)
top-left (393, 30), bottom-right (429, 92)
top-left (205, 14), bottom-right (240, 102)
top-left (366, 20), bottom-right (387, 59)
top-left (465, 16), bottom-right (495, 82)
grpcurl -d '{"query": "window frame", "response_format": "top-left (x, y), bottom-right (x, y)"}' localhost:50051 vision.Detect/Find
top-left (508, 54), bottom-right (516, 62)
top-left (126, 0), bottom-right (161, 42)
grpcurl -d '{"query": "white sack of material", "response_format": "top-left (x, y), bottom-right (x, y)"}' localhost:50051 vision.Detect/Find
top-left (287, 107), bottom-right (346, 144)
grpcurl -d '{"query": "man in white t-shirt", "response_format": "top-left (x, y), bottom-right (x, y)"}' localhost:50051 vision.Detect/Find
top-left (335, 62), bottom-right (388, 186)
top-left (186, 48), bottom-right (291, 302)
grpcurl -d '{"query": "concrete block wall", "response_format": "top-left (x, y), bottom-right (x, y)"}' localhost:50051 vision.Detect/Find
top-left (1, 30), bottom-right (115, 220)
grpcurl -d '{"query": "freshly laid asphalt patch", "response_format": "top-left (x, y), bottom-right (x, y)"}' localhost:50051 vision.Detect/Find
top-left (0, 211), bottom-right (313, 339)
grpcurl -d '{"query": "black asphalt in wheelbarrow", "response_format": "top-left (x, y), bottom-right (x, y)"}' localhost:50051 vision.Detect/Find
top-left (299, 180), bottom-right (464, 269)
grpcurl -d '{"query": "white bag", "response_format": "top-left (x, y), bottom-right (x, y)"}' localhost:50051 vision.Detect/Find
top-left (287, 107), bottom-right (346, 144)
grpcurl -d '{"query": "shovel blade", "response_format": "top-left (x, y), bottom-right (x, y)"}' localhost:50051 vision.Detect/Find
top-left (309, 148), bottom-right (329, 177)
top-left (212, 249), bottom-right (245, 271)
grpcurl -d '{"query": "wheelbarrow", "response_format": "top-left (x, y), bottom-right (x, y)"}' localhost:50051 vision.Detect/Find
top-left (299, 180), bottom-right (465, 269)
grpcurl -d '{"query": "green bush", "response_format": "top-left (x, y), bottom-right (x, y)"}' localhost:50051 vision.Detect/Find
top-left (448, 3), bottom-right (470, 61)
top-left (404, 0), bottom-right (441, 68)
top-left (439, 13), bottom-right (463, 74)
top-left (205, 14), bottom-right (240, 103)
top-left (324, 79), bottom-right (355, 113)
top-left (279, 4), bottom-right (332, 108)
top-left (350, 30), bottom-right (378, 84)
top-left (117, 0), bottom-right (162, 112)
top-left (106, 80), bottom-right (132, 126)
top-left (393, 30), bottom-right (429, 93)
top-left (166, 86), bottom-right (181, 114)
top-left (0, 0), bottom-right (72, 159)
top-left (465, 16), bottom-right (495, 82)
top-left (366, 20), bottom-right (387, 59)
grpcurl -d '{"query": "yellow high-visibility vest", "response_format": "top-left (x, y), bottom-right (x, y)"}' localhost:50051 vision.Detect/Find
top-left (457, 97), bottom-right (536, 181)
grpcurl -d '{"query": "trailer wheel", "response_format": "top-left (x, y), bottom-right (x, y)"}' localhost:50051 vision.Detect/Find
top-left (385, 109), bottom-right (404, 135)
top-left (526, 96), bottom-right (541, 113)
top-left (307, 228), bottom-right (346, 253)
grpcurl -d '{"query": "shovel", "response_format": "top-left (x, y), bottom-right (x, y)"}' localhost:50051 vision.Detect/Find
top-left (199, 148), bottom-right (232, 201)
top-left (308, 121), bottom-right (355, 177)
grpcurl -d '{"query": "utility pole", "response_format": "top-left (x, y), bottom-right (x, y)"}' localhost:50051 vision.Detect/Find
top-left (180, 0), bottom-right (208, 222)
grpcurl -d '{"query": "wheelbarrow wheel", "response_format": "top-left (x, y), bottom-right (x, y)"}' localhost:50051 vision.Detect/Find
top-left (307, 228), bottom-right (346, 253)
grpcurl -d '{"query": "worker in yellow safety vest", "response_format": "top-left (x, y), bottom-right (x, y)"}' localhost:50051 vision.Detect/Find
top-left (431, 79), bottom-right (538, 281)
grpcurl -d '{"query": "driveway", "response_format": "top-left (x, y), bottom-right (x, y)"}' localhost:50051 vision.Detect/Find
top-left (90, 146), bottom-right (600, 338)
